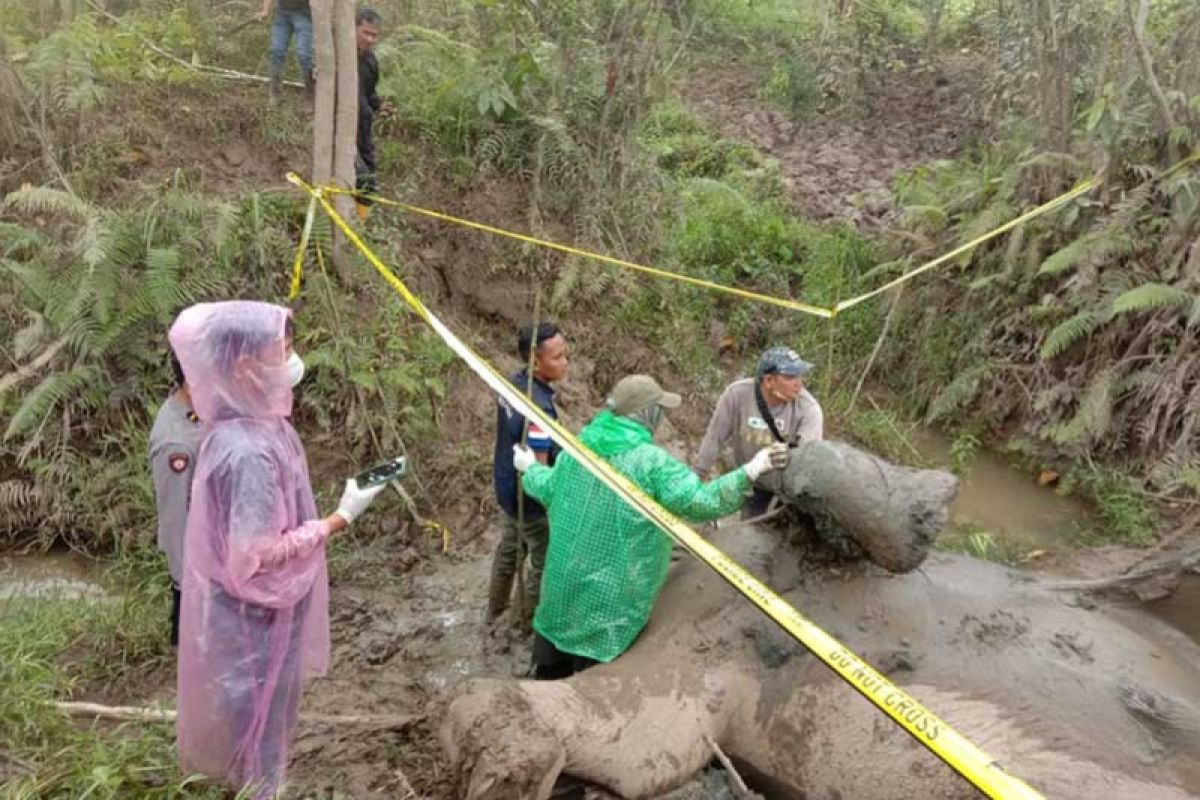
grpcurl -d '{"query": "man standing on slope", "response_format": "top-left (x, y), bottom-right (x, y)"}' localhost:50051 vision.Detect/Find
top-left (487, 322), bottom-right (569, 631)
top-left (354, 7), bottom-right (384, 221)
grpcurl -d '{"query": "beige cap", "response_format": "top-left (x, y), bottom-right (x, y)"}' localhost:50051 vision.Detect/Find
top-left (607, 375), bottom-right (682, 416)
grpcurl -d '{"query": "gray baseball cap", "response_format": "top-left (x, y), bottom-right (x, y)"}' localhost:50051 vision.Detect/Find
top-left (757, 346), bottom-right (814, 378)
top-left (607, 375), bottom-right (682, 415)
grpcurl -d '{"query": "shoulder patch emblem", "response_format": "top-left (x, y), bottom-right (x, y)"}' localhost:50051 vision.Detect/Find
top-left (169, 453), bottom-right (191, 474)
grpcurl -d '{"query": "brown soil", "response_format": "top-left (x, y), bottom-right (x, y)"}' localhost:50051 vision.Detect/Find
top-left (3, 80), bottom-right (310, 201)
top-left (288, 527), bottom-right (522, 797)
top-left (683, 61), bottom-right (982, 224)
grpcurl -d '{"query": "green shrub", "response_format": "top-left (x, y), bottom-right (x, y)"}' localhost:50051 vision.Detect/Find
top-left (759, 57), bottom-right (821, 119)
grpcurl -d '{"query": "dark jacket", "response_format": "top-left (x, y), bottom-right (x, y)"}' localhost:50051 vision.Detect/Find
top-left (493, 369), bottom-right (559, 519)
top-left (357, 49), bottom-right (380, 176)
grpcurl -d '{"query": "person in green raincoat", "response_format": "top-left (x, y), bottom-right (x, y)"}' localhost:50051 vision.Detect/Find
top-left (513, 374), bottom-right (788, 680)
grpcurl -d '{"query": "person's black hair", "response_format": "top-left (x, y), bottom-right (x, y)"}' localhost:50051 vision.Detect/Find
top-left (169, 349), bottom-right (186, 388)
top-left (518, 321), bottom-right (561, 362)
top-left (356, 7), bottom-right (382, 26)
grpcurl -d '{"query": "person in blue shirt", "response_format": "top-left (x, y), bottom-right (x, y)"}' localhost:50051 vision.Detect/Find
top-left (487, 322), bottom-right (569, 630)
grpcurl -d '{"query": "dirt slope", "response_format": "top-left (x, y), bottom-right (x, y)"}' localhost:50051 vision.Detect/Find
top-left (684, 62), bottom-right (980, 223)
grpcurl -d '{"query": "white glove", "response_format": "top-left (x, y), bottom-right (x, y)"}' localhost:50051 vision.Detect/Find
top-left (334, 478), bottom-right (386, 526)
top-left (745, 445), bottom-right (785, 481)
top-left (512, 444), bottom-right (536, 473)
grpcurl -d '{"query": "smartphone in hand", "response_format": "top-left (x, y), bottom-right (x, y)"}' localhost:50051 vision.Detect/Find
top-left (353, 456), bottom-right (407, 489)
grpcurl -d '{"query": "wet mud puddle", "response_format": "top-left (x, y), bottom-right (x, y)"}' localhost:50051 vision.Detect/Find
top-left (0, 550), bottom-right (104, 602)
top-left (1147, 573), bottom-right (1200, 644)
top-left (912, 429), bottom-right (1092, 548)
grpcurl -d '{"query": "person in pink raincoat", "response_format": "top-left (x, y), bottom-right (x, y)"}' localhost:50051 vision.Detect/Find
top-left (169, 301), bottom-right (385, 798)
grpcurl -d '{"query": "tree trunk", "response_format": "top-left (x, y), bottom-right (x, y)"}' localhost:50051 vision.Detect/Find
top-left (311, 0), bottom-right (336, 186)
top-left (310, 0), bottom-right (359, 283)
top-left (1127, 0), bottom-right (1179, 135)
top-left (332, 0), bottom-right (359, 220)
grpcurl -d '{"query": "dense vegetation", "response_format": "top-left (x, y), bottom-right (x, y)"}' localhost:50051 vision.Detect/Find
top-left (1, 0), bottom-right (1197, 794)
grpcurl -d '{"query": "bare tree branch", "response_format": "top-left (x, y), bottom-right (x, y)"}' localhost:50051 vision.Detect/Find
top-left (0, 336), bottom-right (69, 397)
top-left (55, 700), bottom-right (422, 729)
top-left (1127, 0), bottom-right (1178, 132)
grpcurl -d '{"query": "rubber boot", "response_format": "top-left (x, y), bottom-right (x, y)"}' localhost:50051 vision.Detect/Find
top-left (516, 595), bottom-right (535, 635)
top-left (303, 69), bottom-right (315, 101)
top-left (268, 68), bottom-right (282, 106)
top-left (485, 569), bottom-right (513, 623)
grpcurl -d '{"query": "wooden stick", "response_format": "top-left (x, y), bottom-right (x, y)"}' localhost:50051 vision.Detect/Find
top-left (394, 766), bottom-right (419, 799)
top-left (849, 284), bottom-right (904, 414)
top-left (0, 335), bottom-right (69, 396)
top-left (55, 701), bottom-right (420, 729)
top-left (703, 734), bottom-right (752, 797)
top-left (1045, 543), bottom-right (1200, 593)
top-left (57, 701), bottom-right (175, 722)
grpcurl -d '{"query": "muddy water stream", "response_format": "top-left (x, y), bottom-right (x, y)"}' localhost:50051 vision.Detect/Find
top-left (0, 550), bottom-right (103, 602)
top-left (911, 430), bottom-right (1200, 650)
top-left (911, 429), bottom-right (1092, 548)
top-left (1147, 573), bottom-right (1200, 643)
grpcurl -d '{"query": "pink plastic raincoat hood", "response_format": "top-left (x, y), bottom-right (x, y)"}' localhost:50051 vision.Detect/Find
top-left (169, 301), bottom-right (330, 798)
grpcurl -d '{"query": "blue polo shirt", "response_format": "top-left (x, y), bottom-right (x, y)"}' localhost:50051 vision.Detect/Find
top-left (493, 369), bottom-right (559, 519)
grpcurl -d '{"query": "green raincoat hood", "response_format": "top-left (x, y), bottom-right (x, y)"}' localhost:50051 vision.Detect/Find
top-left (580, 410), bottom-right (653, 457)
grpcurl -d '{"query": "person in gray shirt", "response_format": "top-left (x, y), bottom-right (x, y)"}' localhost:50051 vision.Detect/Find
top-left (149, 351), bottom-right (204, 646)
top-left (695, 346), bottom-right (823, 519)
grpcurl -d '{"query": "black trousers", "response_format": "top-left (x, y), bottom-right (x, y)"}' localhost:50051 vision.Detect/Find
top-left (531, 633), bottom-right (599, 681)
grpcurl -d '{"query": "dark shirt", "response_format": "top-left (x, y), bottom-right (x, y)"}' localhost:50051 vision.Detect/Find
top-left (493, 369), bottom-right (559, 519)
top-left (357, 49), bottom-right (380, 174)
top-left (277, 0), bottom-right (310, 12)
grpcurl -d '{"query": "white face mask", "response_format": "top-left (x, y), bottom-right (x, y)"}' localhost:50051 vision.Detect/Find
top-left (286, 352), bottom-right (306, 387)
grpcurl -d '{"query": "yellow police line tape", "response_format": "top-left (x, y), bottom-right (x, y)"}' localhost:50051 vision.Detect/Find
top-left (320, 185), bottom-right (833, 317)
top-left (289, 195), bottom-right (319, 301)
top-left (316, 179), bottom-right (1098, 320)
top-left (833, 178), bottom-right (1095, 312)
top-left (286, 172), bottom-right (1044, 800)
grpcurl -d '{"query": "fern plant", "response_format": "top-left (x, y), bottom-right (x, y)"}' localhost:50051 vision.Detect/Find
top-left (1040, 310), bottom-right (1107, 359)
top-left (0, 185), bottom-right (241, 546)
top-left (1110, 283), bottom-right (1193, 316)
top-left (882, 131), bottom-right (1200, 486)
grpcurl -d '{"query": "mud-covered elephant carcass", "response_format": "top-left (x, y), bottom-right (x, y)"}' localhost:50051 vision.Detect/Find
top-left (443, 441), bottom-right (1200, 799)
